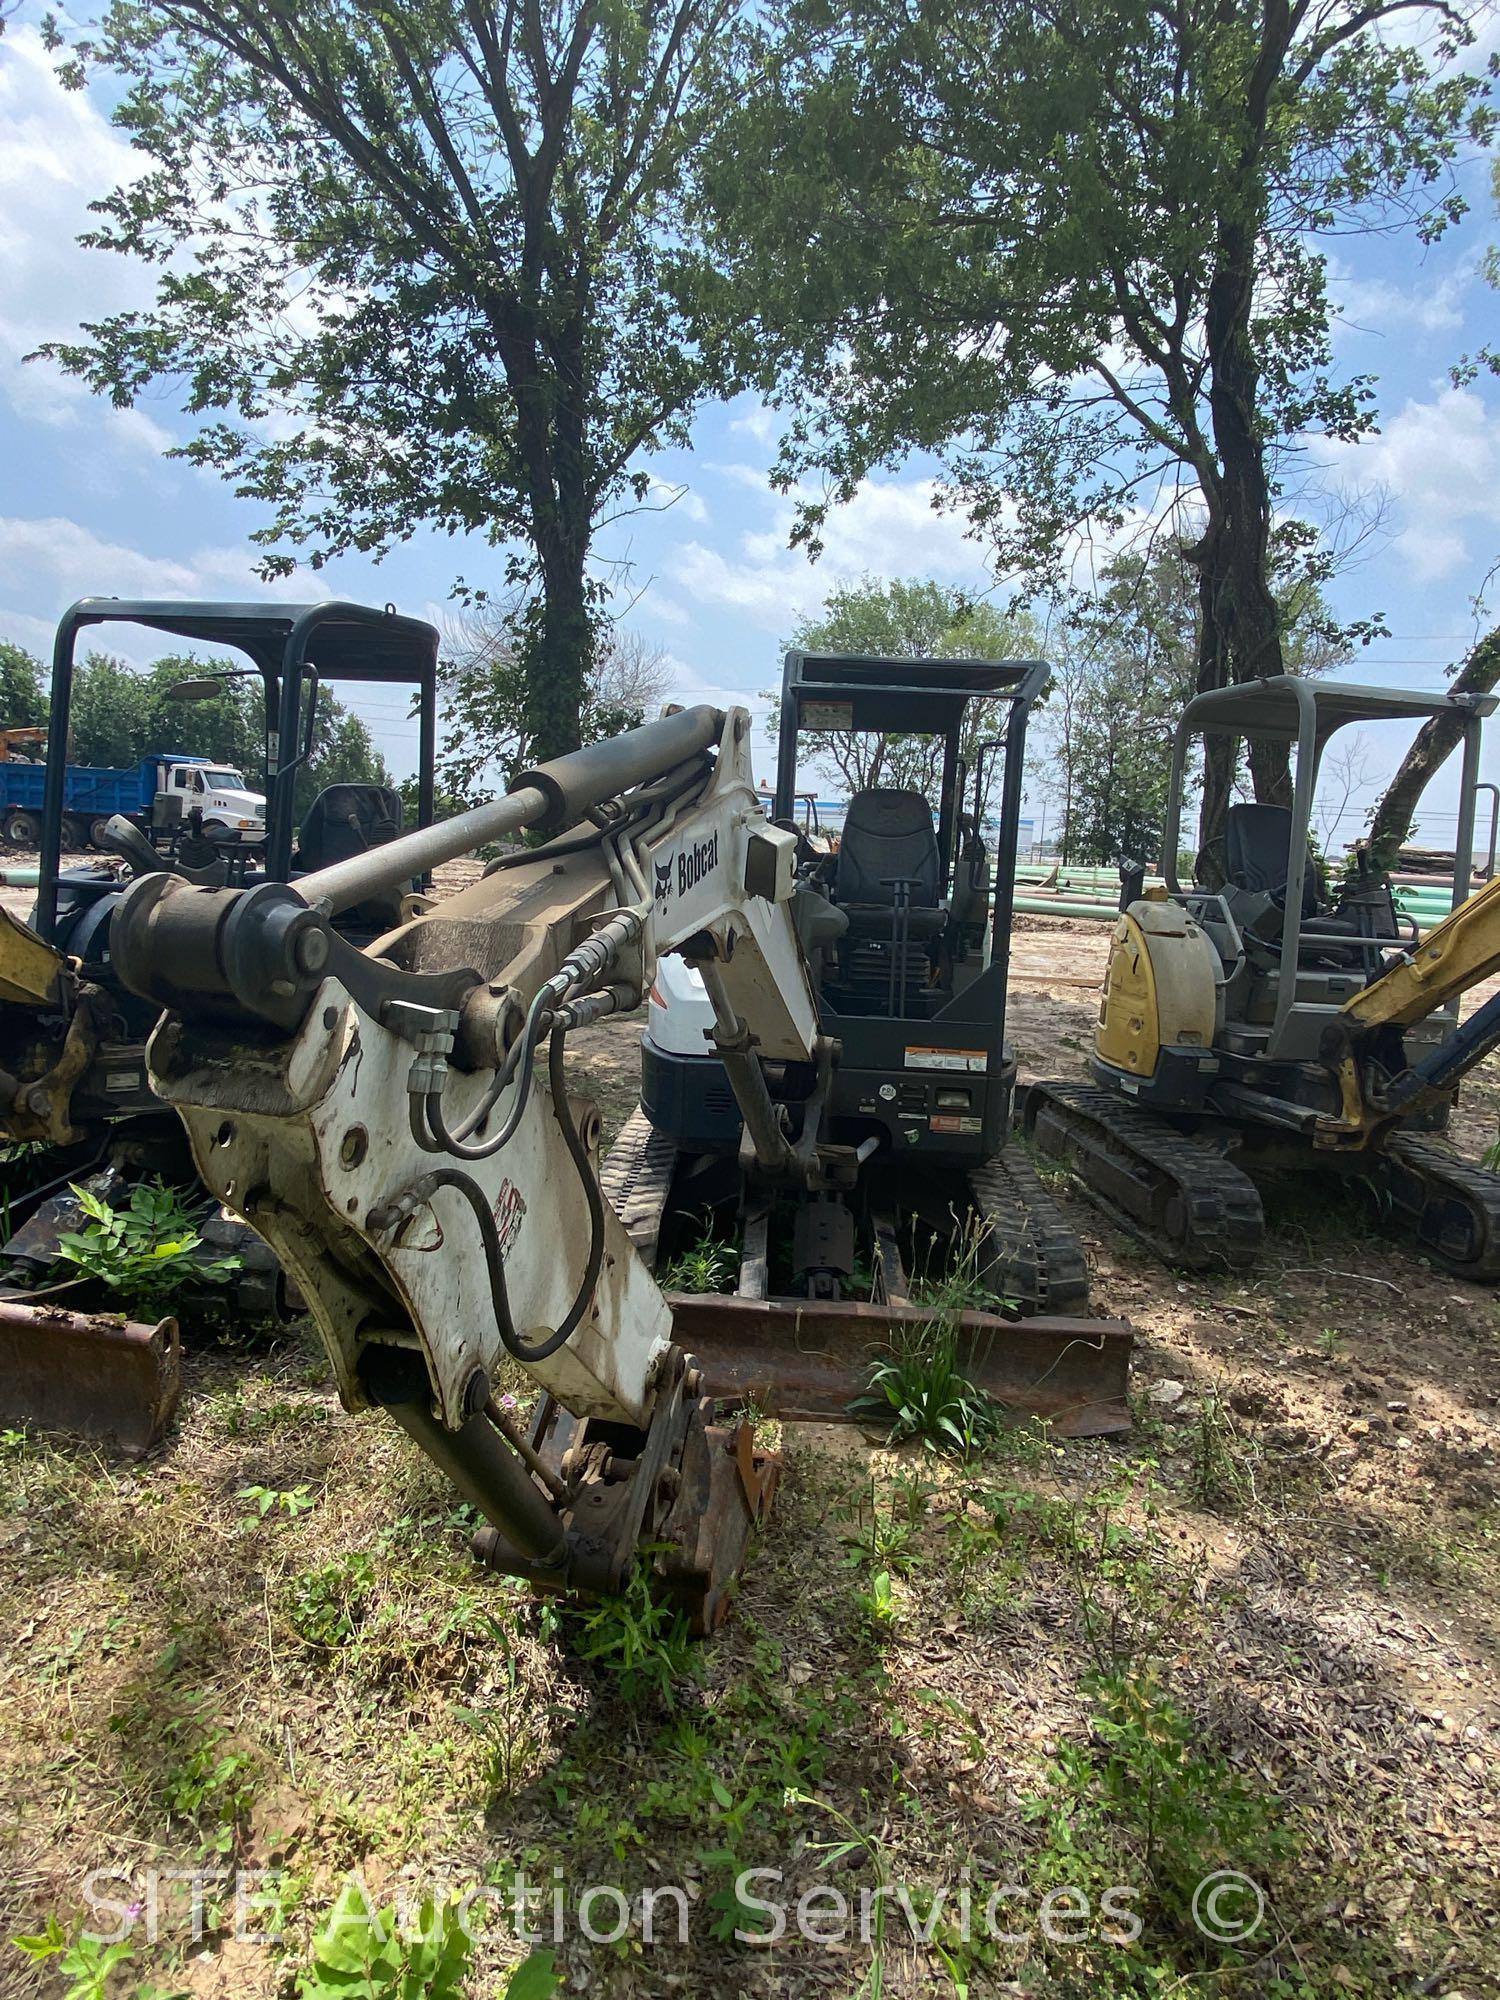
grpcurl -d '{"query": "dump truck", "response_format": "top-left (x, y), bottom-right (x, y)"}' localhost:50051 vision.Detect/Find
top-left (0, 748), bottom-right (266, 852)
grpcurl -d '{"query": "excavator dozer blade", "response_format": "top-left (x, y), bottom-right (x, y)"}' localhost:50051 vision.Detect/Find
top-left (669, 1295), bottom-right (1132, 1438)
top-left (0, 1297), bottom-right (181, 1454)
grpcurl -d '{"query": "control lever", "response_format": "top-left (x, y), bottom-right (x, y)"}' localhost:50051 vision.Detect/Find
top-left (96, 813), bottom-right (227, 888)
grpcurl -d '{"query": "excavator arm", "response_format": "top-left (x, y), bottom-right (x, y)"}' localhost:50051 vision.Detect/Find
top-left (109, 704), bottom-right (824, 1624)
top-left (1326, 871), bottom-right (1500, 1138)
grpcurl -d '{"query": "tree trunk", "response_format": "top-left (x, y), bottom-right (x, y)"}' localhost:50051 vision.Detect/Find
top-left (522, 538), bottom-right (594, 765)
top-left (1366, 624), bottom-right (1500, 871)
top-left (1190, 224), bottom-right (1288, 878)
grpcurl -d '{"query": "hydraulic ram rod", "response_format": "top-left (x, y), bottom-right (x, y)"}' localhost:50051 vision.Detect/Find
top-left (298, 704), bottom-right (725, 916)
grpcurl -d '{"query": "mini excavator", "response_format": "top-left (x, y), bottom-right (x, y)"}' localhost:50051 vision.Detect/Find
top-left (0, 598), bottom-right (439, 1449)
top-left (1027, 674), bottom-right (1500, 1279)
top-left (99, 685), bottom-right (1128, 1627)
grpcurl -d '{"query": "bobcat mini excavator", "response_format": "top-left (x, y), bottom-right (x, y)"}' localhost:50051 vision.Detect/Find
top-left (104, 696), bottom-right (1129, 1628)
top-left (624, 648), bottom-right (1090, 1317)
top-left (0, 598), bottom-right (439, 1450)
top-left (1027, 674), bottom-right (1500, 1279)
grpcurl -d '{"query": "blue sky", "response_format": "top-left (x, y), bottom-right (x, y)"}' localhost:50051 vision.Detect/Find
top-left (1, 15), bottom-right (1498, 851)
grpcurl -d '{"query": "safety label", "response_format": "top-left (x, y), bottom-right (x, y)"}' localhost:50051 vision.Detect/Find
top-left (802, 700), bottom-right (854, 731)
top-left (904, 1046), bottom-right (987, 1072)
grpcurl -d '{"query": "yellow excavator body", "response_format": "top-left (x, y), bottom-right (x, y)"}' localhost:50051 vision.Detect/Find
top-left (1095, 901), bottom-right (1219, 1081)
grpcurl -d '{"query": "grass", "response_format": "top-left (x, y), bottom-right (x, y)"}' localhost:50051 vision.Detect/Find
top-left (3, 1149), bottom-right (1499, 1999)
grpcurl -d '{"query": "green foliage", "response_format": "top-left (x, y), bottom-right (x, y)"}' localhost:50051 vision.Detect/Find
top-left (851, 1327), bottom-right (1006, 1458)
top-left (237, 1483), bottom-right (316, 1527)
top-left (42, 0), bottom-right (748, 760)
top-left (54, 1179), bottom-right (239, 1313)
top-left (105, 1684), bottom-right (259, 1857)
top-left (781, 577), bottom-right (1040, 812)
top-left (1025, 1667), bottom-right (1292, 1946)
top-left (59, 649), bottom-right (388, 815)
top-left (708, 0), bottom-right (1488, 846)
top-left (0, 640), bottom-right (46, 729)
top-left (288, 1551), bottom-right (376, 1650)
top-left (498, 1951), bottom-right (561, 2000)
top-left (294, 1881), bottom-right (471, 2000)
top-left (8, 1916), bottom-right (157, 2000)
top-left (569, 1559), bottom-right (698, 1705)
top-left (658, 1223), bottom-right (736, 1295)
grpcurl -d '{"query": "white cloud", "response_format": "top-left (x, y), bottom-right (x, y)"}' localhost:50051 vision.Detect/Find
top-left (0, 27), bottom-right (175, 460)
top-left (1315, 386), bottom-right (1500, 584)
top-left (669, 475), bottom-right (999, 631)
top-left (0, 513), bottom-right (324, 663)
top-left (727, 399), bottom-right (780, 447)
top-left (1326, 256), bottom-right (1471, 341)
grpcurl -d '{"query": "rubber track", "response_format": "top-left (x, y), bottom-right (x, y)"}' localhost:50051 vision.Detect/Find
top-left (1027, 1080), bottom-right (1264, 1272)
top-left (1374, 1132), bottom-right (1500, 1282)
top-left (598, 1106), bottom-right (677, 1274)
top-left (969, 1148), bottom-right (1091, 1314)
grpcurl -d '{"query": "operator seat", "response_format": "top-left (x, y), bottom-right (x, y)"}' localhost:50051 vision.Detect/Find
top-left (1222, 800), bottom-right (1398, 959)
top-left (295, 784), bottom-right (403, 872)
top-left (1223, 803), bottom-right (1317, 916)
top-left (294, 784), bottom-right (407, 936)
top-left (835, 788), bottom-right (947, 936)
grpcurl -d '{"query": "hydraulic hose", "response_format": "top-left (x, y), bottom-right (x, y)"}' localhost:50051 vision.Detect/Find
top-left (375, 1026), bottom-right (604, 1366)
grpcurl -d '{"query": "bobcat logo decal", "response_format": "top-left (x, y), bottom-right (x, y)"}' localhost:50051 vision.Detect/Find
top-left (654, 858), bottom-right (673, 910)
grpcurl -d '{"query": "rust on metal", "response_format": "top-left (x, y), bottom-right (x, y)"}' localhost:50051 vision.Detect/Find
top-left (669, 1294), bottom-right (1133, 1438)
top-left (0, 1297), bottom-right (181, 1454)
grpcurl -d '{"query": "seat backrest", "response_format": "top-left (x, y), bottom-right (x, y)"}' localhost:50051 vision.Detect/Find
top-left (297, 784), bottom-right (403, 873)
top-left (1224, 802), bottom-right (1317, 917)
top-left (836, 788), bottom-right (941, 907)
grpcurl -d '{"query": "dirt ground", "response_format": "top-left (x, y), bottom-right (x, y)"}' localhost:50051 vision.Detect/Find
top-left (2, 898), bottom-right (1498, 1999)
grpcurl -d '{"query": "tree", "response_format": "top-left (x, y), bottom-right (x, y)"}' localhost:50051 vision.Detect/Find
top-left (0, 643), bottom-right (47, 730)
top-left (1043, 545), bottom-right (1352, 865)
top-left (436, 603), bottom-right (673, 805)
top-left (705, 0), bottom-right (1490, 857)
top-left (1053, 554), bottom-right (1200, 865)
top-left (780, 576), bottom-right (1040, 815)
top-left (63, 650), bottom-right (389, 816)
top-left (1366, 158), bottom-right (1500, 867)
top-left (40, 0), bottom-right (746, 761)
top-left (1366, 624), bottom-right (1500, 870)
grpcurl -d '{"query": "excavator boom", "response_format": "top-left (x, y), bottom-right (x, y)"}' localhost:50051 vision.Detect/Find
top-left (105, 702), bottom-right (1128, 1620)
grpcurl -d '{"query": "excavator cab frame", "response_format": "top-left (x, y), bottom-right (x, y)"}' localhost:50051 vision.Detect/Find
top-left (771, 649), bottom-right (1050, 1159)
top-left (1029, 672), bottom-right (1500, 1283)
top-left (36, 597), bottom-right (439, 944)
top-left (1161, 676), bottom-right (1496, 1067)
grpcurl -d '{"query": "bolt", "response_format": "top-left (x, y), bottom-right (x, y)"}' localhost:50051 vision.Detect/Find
top-left (294, 925), bottom-right (330, 975)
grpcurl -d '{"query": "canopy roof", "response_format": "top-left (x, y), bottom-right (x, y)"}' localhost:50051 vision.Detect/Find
top-left (57, 598), bottom-right (439, 686)
top-left (782, 649), bottom-right (1051, 736)
top-left (1182, 674), bottom-right (1498, 745)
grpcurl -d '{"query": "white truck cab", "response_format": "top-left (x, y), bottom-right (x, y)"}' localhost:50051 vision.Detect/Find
top-left (157, 759), bottom-right (267, 840)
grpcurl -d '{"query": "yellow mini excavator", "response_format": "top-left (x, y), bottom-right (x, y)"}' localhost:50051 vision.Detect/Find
top-left (1026, 674), bottom-right (1500, 1279)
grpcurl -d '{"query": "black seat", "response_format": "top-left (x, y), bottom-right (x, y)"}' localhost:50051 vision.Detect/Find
top-left (1223, 802), bottom-right (1318, 916)
top-left (836, 789), bottom-right (946, 934)
top-left (295, 784), bottom-right (403, 872)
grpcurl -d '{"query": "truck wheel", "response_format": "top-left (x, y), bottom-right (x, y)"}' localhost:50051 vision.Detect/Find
top-left (62, 814), bottom-right (90, 852)
top-left (89, 817), bottom-right (113, 849)
top-left (4, 810), bottom-right (39, 848)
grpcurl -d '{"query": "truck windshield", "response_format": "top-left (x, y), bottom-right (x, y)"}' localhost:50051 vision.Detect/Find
top-left (197, 769), bottom-right (243, 788)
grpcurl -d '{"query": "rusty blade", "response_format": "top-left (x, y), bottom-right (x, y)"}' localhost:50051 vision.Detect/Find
top-left (0, 1297), bottom-right (181, 1454)
top-left (670, 1294), bottom-right (1132, 1438)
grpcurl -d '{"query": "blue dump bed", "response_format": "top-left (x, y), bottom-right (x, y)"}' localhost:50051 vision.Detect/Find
top-left (0, 761), bottom-right (155, 816)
